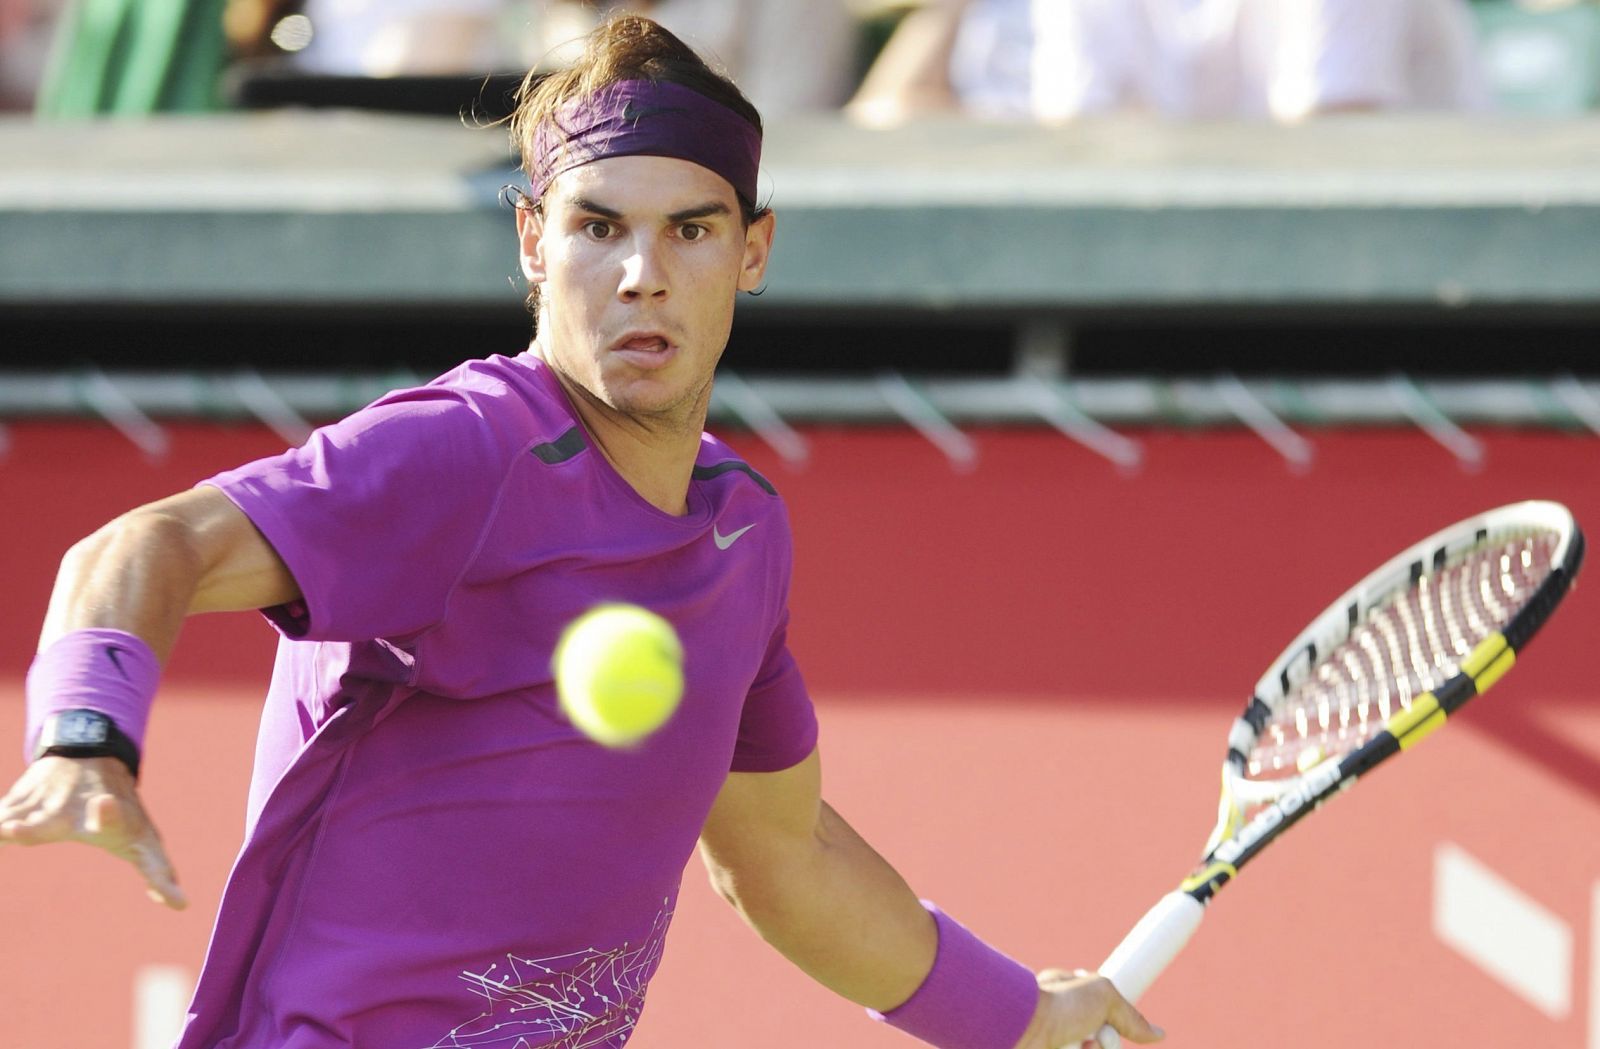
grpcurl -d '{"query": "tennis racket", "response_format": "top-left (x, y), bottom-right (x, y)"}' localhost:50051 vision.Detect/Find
top-left (1091, 499), bottom-right (1584, 1049)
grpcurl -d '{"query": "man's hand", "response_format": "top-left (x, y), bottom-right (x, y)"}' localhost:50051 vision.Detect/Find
top-left (1013, 969), bottom-right (1164, 1049)
top-left (0, 756), bottom-right (187, 909)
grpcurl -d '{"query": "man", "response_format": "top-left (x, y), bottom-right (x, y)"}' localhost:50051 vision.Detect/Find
top-left (849, 0), bottom-right (1485, 124)
top-left (0, 15), bottom-right (1162, 1049)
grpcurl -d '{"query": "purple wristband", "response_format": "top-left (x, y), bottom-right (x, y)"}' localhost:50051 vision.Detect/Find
top-left (25, 629), bottom-right (160, 762)
top-left (869, 902), bottom-right (1039, 1049)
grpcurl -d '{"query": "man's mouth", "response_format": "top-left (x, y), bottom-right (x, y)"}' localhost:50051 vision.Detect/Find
top-left (611, 334), bottom-right (677, 369)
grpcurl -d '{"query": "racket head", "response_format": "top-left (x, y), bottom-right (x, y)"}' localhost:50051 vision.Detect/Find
top-left (1202, 500), bottom-right (1584, 869)
top-left (1098, 502), bottom-right (1583, 1045)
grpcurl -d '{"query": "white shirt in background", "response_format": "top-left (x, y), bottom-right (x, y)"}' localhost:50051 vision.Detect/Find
top-left (293, 0), bottom-right (507, 76)
top-left (648, 0), bottom-right (858, 116)
top-left (947, 0), bottom-right (1488, 120)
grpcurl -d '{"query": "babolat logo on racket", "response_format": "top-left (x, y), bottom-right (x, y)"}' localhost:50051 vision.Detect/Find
top-left (1213, 759), bottom-right (1346, 865)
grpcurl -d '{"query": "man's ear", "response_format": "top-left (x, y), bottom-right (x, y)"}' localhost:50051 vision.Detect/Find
top-left (516, 205), bottom-right (547, 283)
top-left (737, 211), bottom-right (776, 293)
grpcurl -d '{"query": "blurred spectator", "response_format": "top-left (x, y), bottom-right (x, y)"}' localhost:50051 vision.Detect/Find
top-left (848, 0), bottom-right (971, 123)
top-left (240, 1), bottom-right (854, 118)
top-left (1473, 0), bottom-right (1600, 114)
top-left (35, 0), bottom-right (230, 116)
top-left (0, 0), bottom-right (66, 110)
top-left (499, 0), bottom-right (860, 117)
top-left (285, 0), bottom-right (507, 76)
top-left (1032, 0), bottom-right (1489, 120)
top-left (850, 0), bottom-right (1489, 125)
top-left (630, 0), bottom-right (859, 116)
top-left (228, 1), bottom-right (593, 77)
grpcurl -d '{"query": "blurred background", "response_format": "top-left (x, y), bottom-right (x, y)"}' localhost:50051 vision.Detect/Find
top-left (1, 1), bottom-right (1598, 1047)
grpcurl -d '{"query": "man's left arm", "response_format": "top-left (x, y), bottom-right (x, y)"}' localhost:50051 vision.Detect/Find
top-left (697, 748), bottom-right (1164, 1049)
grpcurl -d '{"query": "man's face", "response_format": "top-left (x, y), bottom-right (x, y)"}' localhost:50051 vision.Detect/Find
top-left (518, 155), bottom-right (775, 427)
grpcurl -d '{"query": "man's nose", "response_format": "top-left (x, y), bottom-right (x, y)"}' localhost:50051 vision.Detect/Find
top-left (618, 238), bottom-right (669, 301)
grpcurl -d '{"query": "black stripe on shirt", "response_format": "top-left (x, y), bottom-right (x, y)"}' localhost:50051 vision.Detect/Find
top-left (530, 427), bottom-right (587, 464)
top-left (692, 460), bottom-right (776, 496)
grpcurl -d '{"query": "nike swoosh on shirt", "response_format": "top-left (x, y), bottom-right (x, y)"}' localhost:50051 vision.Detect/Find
top-left (712, 524), bottom-right (756, 550)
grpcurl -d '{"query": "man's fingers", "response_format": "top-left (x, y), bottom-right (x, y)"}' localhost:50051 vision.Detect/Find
top-left (1, 790), bottom-right (134, 847)
top-left (135, 844), bottom-right (189, 911)
top-left (83, 792), bottom-right (124, 838)
top-left (0, 805), bottom-right (72, 845)
top-left (0, 781), bottom-right (44, 825)
top-left (87, 795), bottom-right (188, 909)
top-left (0, 762), bottom-right (186, 906)
top-left (1032, 969), bottom-right (1167, 1049)
top-left (1074, 1008), bottom-right (1162, 1049)
top-left (1106, 996), bottom-right (1164, 1044)
top-left (124, 813), bottom-right (189, 911)
top-left (0, 776), bottom-right (73, 845)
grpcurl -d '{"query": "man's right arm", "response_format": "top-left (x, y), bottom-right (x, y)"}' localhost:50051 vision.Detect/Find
top-left (40, 486), bottom-right (300, 657)
top-left (1, 486), bottom-right (299, 907)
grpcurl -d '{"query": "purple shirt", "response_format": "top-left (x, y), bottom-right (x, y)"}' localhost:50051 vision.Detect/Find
top-left (180, 352), bottom-right (816, 1048)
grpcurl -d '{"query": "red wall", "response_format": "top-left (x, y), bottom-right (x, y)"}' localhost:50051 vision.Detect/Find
top-left (6, 421), bottom-right (1595, 701)
top-left (1, 421), bottom-right (1596, 1047)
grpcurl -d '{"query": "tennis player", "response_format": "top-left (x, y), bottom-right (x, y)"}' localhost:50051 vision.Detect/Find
top-left (0, 15), bottom-right (1161, 1049)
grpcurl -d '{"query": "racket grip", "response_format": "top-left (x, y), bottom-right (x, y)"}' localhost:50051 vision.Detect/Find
top-left (1091, 891), bottom-right (1205, 1049)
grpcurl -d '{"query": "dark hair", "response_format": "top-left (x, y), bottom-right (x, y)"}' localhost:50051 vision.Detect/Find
top-left (509, 14), bottom-right (767, 221)
top-left (506, 14), bottom-right (770, 316)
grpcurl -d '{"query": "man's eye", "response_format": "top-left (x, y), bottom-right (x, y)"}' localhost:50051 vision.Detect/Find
top-left (680, 224), bottom-right (706, 241)
top-left (584, 220), bottom-right (613, 238)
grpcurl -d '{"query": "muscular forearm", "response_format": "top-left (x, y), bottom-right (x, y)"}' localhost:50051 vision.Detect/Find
top-left (40, 509), bottom-right (206, 659)
top-left (6, 491), bottom-right (292, 909)
top-left (698, 758), bottom-right (1159, 1048)
top-left (704, 801), bottom-right (938, 1011)
top-left (39, 489), bottom-right (300, 657)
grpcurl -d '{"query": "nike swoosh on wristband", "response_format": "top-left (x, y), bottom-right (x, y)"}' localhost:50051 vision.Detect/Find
top-left (712, 523), bottom-right (756, 550)
top-left (104, 645), bottom-right (130, 680)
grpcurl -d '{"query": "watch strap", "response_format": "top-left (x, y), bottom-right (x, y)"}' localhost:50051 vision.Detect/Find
top-left (33, 708), bottom-right (141, 779)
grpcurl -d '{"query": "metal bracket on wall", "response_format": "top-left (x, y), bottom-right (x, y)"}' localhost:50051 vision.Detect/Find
top-left (1552, 373), bottom-right (1600, 437)
top-left (876, 372), bottom-right (978, 472)
top-left (79, 369), bottom-right (170, 459)
top-left (231, 369), bottom-right (313, 448)
top-left (714, 370), bottom-right (810, 468)
top-left (1213, 373), bottom-right (1315, 472)
top-left (1015, 375), bottom-right (1143, 470)
top-left (1388, 374), bottom-right (1485, 472)
top-left (3, 372), bottom-right (1598, 472)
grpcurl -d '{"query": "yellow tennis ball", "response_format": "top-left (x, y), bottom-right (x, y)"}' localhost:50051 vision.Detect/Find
top-left (553, 604), bottom-right (684, 747)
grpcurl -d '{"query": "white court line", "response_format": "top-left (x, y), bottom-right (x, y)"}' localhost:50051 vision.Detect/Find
top-left (134, 965), bottom-right (193, 1049)
top-left (1433, 841), bottom-right (1572, 1020)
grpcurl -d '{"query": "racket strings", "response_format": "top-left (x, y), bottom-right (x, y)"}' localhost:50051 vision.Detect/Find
top-left (1246, 530), bottom-right (1557, 780)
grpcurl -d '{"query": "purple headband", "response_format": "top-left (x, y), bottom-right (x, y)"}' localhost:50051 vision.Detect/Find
top-left (530, 79), bottom-right (762, 206)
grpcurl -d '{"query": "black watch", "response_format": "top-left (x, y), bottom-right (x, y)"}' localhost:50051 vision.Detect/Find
top-left (34, 709), bottom-right (141, 779)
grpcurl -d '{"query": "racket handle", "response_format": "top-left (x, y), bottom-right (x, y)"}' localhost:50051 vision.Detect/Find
top-left (1091, 891), bottom-right (1205, 1049)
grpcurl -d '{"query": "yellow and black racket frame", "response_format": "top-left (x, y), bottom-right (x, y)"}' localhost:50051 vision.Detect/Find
top-left (1182, 500), bottom-right (1584, 905)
